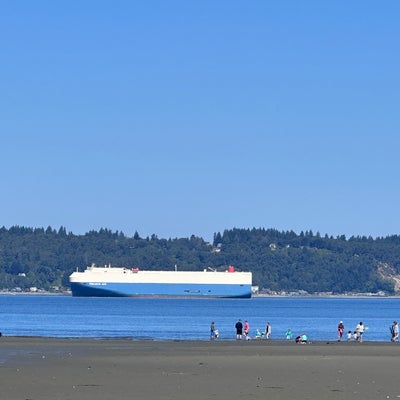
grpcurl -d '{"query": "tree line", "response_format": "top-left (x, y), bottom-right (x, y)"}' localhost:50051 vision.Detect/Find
top-left (0, 226), bottom-right (399, 294)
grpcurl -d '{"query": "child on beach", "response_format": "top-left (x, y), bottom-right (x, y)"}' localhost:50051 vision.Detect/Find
top-left (347, 331), bottom-right (352, 341)
top-left (286, 329), bottom-right (292, 340)
top-left (255, 329), bottom-right (265, 339)
top-left (244, 320), bottom-right (250, 340)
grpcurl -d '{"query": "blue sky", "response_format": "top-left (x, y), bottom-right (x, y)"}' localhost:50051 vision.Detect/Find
top-left (1, 1), bottom-right (399, 241)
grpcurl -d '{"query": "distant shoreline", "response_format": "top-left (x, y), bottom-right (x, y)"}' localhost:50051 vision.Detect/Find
top-left (0, 291), bottom-right (69, 296)
top-left (254, 293), bottom-right (400, 298)
top-left (1, 291), bottom-right (400, 299)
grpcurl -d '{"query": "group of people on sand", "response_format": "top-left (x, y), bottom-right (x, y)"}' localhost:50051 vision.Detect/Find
top-left (210, 319), bottom-right (307, 342)
top-left (234, 319), bottom-right (273, 341)
top-left (210, 319), bottom-right (399, 342)
top-left (295, 333), bottom-right (308, 344)
top-left (234, 319), bottom-right (249, 340)
top-left (234, 320), bottom-right (308, 342)
top-left (337, 321), bottom-right (367, 342)
top-left (254, 322), bottom-right (273, 340)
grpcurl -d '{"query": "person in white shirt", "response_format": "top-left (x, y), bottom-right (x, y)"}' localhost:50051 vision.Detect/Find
top-left (356, 322), bottom-right (365, 342)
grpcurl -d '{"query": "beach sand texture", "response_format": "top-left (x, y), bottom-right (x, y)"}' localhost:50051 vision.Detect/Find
top-left (0, 337), bottom-right (399, 400)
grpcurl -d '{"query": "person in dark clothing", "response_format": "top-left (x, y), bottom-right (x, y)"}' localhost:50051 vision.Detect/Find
top-left (235, 319), bottom-right (243, 340)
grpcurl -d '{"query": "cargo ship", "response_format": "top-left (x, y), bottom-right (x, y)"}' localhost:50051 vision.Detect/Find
top-left (69, 264), bottom-right (252, 298)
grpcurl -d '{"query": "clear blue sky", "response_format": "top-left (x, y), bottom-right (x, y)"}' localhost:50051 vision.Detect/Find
top-left (1, 1), bottom-right (399, 241)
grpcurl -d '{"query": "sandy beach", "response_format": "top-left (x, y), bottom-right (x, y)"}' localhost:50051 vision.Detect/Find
top-left (1, 337), bottom-right (399, 400)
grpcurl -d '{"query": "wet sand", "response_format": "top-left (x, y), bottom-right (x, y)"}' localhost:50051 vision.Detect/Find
top-left (0, 337), bottom-right (399, 400)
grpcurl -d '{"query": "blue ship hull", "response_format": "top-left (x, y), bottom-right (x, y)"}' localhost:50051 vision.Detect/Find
top-left (70, 282), bottom-right (252, 298)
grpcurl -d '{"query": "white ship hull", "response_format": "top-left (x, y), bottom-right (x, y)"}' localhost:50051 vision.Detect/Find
top-left (69, 265), bottom-right (252, 298)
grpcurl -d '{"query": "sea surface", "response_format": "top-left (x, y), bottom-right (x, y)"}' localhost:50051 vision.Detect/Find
top-left (0, 295), bottom-right (399, 342)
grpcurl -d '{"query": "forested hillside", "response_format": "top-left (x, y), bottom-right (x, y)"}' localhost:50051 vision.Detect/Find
top-left (1, 226), bottom-right (399, 294)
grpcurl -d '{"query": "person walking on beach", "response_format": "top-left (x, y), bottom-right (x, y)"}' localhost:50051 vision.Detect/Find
top-left (244, 320), bottom-right (250, 340)
top-left (394, 321), bottom-right (399, 342)
top-left (235, 319), bottom-right (243, 340)
top-left (337, 321), bottom-right (345, 341)
top-left (356, 322), bottom-right (365, 342)
top-left (391, 321), bottom-right (399, 342)
top-left (210, 321), bottom-right (216, 340)
top-left (265, 322), bottom-right (271, 339)
top-left (286, 329), bottom-right (292, 340)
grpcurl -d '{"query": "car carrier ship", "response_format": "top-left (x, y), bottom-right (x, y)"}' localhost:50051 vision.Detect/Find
top-left (69, 264), bottom-right (252, 298)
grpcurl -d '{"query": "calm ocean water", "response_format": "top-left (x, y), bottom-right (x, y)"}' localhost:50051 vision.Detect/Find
top-left (0, 295), bottom-right (399, 342)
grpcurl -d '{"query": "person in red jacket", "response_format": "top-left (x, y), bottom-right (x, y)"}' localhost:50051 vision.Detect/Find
top-left (337, 321), bottom-right (345, 341)
top-left (244, 320), bottom-right (250, 340)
